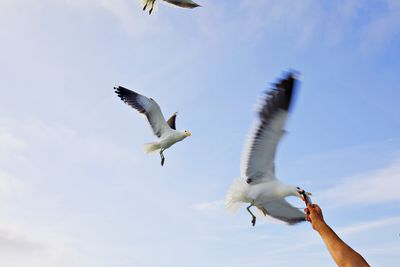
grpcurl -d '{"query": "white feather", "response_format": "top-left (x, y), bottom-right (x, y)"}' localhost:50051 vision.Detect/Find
top-left (144, 142), bottom-right (161, 153)
top-left (225, 179), bottom-right (249, 214)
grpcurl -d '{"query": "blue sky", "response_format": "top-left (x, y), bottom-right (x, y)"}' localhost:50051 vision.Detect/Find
top-left (0, 0), bottom-right (399, 266)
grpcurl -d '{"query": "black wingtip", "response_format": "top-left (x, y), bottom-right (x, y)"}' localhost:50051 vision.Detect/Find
top-left (114, 86), bottom-right (125, 101)
top-left (114, 86), bottom-right (132, 97)
top-left (272, 71), bottom-right (299, 111)
top-left (114, 86), bottom-right (147, 113)
top-left (114, 86), bottom-right (122, 95)
top-left (114, 85), bottom-right (131, 92)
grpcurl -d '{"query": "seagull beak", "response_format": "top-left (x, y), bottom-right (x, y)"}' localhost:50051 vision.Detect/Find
top-left (185, 131), bottom-right (192, 137)
top-left (297, 189), bottom-right (305, 200)
top-left (307, 192), bottom-right (312, 196)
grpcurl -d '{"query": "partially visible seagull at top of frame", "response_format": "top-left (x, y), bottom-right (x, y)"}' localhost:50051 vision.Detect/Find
top-left (225, 72), bottom-right (312, 226)
top-left (115, 86), bottom-right (191, 166)
top-left (141, 0), bottom-right (201, 15)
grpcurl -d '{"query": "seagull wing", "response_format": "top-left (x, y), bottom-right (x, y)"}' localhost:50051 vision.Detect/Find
top-left (240, 73), bottom-right (297, 184)
top-left (167, 112), bottom-right (177, 130)
top-left (258, 199), bottom-right (305, 225)
top-left (115, 86), bottom-right (172, 138)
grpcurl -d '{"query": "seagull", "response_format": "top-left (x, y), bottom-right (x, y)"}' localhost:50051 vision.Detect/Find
top-left (115, 86), bottom-right (191, 166)
top-left (141, 0), bottom-right (200, 15)
top-left (225, 72), bottom-right (312, 226)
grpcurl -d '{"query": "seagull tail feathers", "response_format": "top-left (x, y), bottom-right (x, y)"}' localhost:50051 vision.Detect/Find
top-left (225, 179), bottom-right (248, 214)
top-left (144, 142), bottom-right (161, 153)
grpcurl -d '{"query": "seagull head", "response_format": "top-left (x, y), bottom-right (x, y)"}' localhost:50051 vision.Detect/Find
top-left (183, 130), bottom-right (192, 137)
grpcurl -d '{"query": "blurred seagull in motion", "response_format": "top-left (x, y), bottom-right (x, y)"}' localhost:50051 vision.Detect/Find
top-left (115, 86), bottom-right (191, 166)
top-left (225, 72), bottom-right (312, 226)
top-left (141, 0), bottom-right (200, 14)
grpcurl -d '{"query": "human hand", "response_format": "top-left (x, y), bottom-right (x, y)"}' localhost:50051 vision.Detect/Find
top-left (304, 203), bottom-right (327, 232)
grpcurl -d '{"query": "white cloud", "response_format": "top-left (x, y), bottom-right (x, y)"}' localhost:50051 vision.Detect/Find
top-left (0, 123), bottom-right (26, 207)
top-left (0, 222), bottom-right (93, 267)
top-left (239, 0), bottom-right (322, 45)
top-left (363, 0), bottom-right (400, 48)
top-left (337, 216), bottom-right (400, 236)
top-left (0, 171), bottom-right (24, 202)
top-left (0, 133), bottom-right (26, 152)
top-left (0, 123), bottom-right (29, 171)
top-left (237, 0), bottom-right (400, 49)
top-left (0, 117), bottom-right (138, 167)
top-left (0, 0), bottom-right (162, 36)
top-left (361, 243), bottom-right (400, 256)
top-left (190, 200), bottom-right (223, 213)
top-left (0, 116), bottom-right (158, 267)
top-left (64, 0), bottom-right (162, 34)
top-left (266, 215), bottom-right (400, 255)
top-left (237, 0), bottom-right (362, 46)
top-left (320, 158), bottom-right (400, 206)
top-left (0, 223), bottom-right (40, 252)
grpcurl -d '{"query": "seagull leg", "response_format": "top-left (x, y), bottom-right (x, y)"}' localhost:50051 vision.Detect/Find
top-left (143, 0), bottom-right (148, 11)
top-left (246, 202), bottom-right (257, 227)
top-left (149, 0), bottom-right (155, 14)
top-left (160, 149), bottom-right (165, 166)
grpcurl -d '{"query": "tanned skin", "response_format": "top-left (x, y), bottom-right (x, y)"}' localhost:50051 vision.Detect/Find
top-left (305, 203), bottom-right (370, 267)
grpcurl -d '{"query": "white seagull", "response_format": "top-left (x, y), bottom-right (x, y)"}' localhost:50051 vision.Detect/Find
top-left (225, 72), bottom-right (312, 226)
top-left (115, 86), bottom-right (191, 166)
top-left (141, 0), bottom-right (200, 14)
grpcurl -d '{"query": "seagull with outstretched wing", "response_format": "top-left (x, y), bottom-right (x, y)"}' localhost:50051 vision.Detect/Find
top-left (115, 86), bottom-right (191, 166)
top-left (225, 72), bottom-right (312, 226)
top-left (141, 0), bottom-right (200, 14)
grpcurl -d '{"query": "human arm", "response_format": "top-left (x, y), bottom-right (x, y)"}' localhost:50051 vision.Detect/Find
top-left (305, 203), bottom-right (370, 267)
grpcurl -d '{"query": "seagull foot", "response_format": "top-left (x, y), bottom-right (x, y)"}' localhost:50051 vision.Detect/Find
top-left (251, 216), bottom-right (256, 227)
top-left (160, 150), bottom-right (165, 166)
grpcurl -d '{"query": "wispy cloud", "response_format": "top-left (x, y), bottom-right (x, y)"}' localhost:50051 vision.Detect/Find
top-left (0, 223), bottom-right (40, 252)
top-left (237, 0), bottom-right (400, 49)
top-left (0, 125), bottom-right (26, 200)
top-left (239, 0), bottom-right (322, 45)
top-left (266, 215), bottom-right (400, 255)
top-left (362, 0), bottom-right (400, 49)
top-left (0, 171), bottom-right (24, 203)
top-left (0, 133), bottom-right (26, 152)
top-left (360, 243), bottom-right (400, 256)
top-left (0, 117), bottom-right (138, 167)
top-left (0, 222), bottom-right (93, 267)
top-left (337, 216), bottom-right (400, 236)
top-left (65, 0), bottom-right (163, 34)
top-left (320, 158), bottom-right (400, 207)
top-left (0, 0), bottom-right (163, 36)
top-left (190, 200), bottom-right (223, 213)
